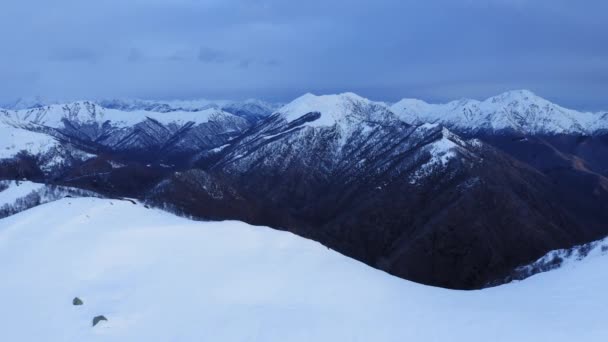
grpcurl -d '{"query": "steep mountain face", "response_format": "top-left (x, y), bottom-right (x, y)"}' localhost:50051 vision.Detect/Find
top-left (145, 93), bottom-right (607, 289)
top-left (391, 90), bottom-right (608, 135)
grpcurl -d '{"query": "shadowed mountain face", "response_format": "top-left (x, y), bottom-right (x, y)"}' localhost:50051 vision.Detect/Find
top-left (1, 91), bottom-right (607, 289)
top-left (143, 95), bottom-right (607, 289)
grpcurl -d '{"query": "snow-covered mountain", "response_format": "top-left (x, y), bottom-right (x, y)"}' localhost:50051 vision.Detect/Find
top-left (92, 98), bottom-right (280, 124)
top-left (143, 91), bottom-right (608, 290)
top-left (2, 97), bottom-right (280, 126)
top-left (391, 89), bottom-right (608, 134)
top-left (210, 92), bottom-right (480, 184)
top-left (5, 91), bottom-right (606, 135)
top-left (0, 102), bottom-right (250, 163)
top-left (1, 197), bottom-right (607, 341)
top-left (1, 101), bottom-right (247, 128)
top-left (0, 113), bottom-right (95, 176)
top-left (1, 90), bottom-right (607, 290)
top-left (0, 124), bottom-right (59, 160)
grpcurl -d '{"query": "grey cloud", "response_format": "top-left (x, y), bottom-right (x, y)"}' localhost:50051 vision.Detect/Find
top-left (197, 46), bottom-right (280, 69)
top-left (0, 0), bottom-right (606, 110)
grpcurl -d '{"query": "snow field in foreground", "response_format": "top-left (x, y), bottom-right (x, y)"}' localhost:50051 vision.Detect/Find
top-left (0, 198), bottom-right (606, 341)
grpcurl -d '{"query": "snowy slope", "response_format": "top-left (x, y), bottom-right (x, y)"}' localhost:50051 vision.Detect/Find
top-left (0, 181), bottom-right (45, 206)
top-left (0, 198), bottom-right (606, 341)
top-left (0, 181), bottom-right (102, 218)
top-left (0, 124), bottom-right (59, 159)
top-left (0, 119), bottom-right (94, 175)
top-left (391, 90), bottom-right (608, 134)
top-left (408, 124), bottom-right (473, 184)
top-left (276, 92), bottom-right (394, 129)
top-left (0, 102), bottom-right (250, 157)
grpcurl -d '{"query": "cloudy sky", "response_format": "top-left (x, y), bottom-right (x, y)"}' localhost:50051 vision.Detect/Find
top-left (1, 0), bottom-right (606, 109)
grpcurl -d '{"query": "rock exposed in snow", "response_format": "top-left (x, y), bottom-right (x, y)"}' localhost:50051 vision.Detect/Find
top-left (92, 315), bottom-right (107, 327)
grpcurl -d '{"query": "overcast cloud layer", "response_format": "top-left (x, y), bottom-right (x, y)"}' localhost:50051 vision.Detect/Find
top-left (0, 0), bottom-right (606, 110)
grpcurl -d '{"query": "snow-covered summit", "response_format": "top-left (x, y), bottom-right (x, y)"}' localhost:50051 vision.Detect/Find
top-left (276, 92), bottom-right (396, 128)
top-left (391, 90), bottom-right (608, 134)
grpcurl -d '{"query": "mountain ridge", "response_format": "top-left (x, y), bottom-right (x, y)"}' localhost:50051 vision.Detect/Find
top-left (0, 89), bottom-right (607, 289)
top-left (4, 90), bottom-right (607, 135)
top-left (391, 89), bottom-right (608, 134)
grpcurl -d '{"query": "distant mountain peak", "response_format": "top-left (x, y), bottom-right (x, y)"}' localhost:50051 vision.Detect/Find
top-left (277, 92), bottom-right (392, 128)
top-left (392, 90), bottom-right (607, 134)
top-left (3, 90), bottom-right (607, 134)
top-left (493, 89), bottom-right (537, 98)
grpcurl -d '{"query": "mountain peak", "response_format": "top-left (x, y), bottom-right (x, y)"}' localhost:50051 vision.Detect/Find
top-left (391, 90), bottom-right (606, 134)
top-left (278, 92), bottom-right (375, 127)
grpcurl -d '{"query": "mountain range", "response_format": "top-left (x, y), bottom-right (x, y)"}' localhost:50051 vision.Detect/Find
top-left (1, 90), bottom-right (607, 289)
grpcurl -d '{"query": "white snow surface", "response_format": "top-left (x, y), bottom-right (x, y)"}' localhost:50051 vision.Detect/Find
top-left (0, 181), bottom-right (45, 206)
top-left (0, 198), bottom-right (607, 341)
top-left (277, 92), bottom-right (378, 128)
top-left (0, 124), bottom-right (59, 159)
top-left (391, 89), bottom-right (608, 134)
